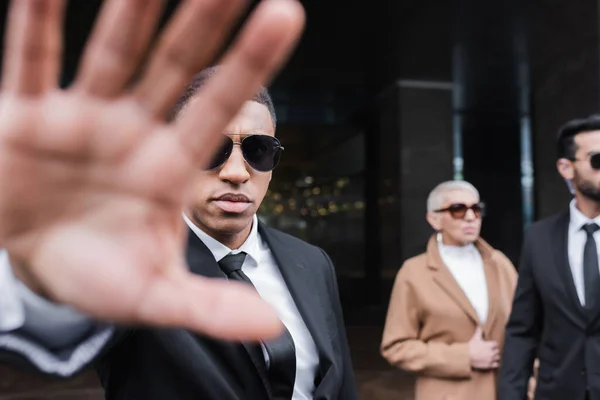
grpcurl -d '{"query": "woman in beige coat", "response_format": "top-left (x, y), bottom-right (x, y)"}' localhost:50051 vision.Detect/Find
top-left (381, 181), bottom-right (518, 400)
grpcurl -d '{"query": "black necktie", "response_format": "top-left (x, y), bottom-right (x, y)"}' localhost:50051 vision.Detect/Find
top-left (583, 223), bottom-right (600, 312)
top-left (219, 252), bottom-right (297, 399)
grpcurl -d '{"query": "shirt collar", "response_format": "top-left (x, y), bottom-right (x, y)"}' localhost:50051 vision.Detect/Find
top-left (569, 199), bottom-right (600, 233)
top-left (182, 213), bottom-right (261, 264)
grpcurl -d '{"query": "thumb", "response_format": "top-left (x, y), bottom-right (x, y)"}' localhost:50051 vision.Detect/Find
top-left (470, 326), bottom-right (483, 340)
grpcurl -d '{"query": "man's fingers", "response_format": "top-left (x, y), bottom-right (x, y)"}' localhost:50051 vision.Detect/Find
top-left (29, 224), bottom-right (283, 342)
top-left (131, 0), bottom-right (248, 118)
top-left (137, 272), bottom-right (283, 341)
top-left (174, 0), bottom-right (305, 167)
top-left (2, 0), bottom-right (65, 96)
top-left (73, 0), bottom-right (164, 98)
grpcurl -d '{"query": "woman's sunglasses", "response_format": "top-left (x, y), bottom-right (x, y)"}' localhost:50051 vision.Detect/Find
top-left (434, 202), bottom-right (486, 219)
top-left (207, 134), bottom-right (284, 172)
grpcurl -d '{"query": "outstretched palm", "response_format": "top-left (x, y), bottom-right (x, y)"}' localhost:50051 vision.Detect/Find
top-left (0, 0), bottom-right (304, 341)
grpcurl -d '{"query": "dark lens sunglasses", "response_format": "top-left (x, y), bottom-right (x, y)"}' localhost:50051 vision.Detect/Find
top-left (573, 152), bottom-right (600, 170)
top-left (207, 135), bottom-right (284, 172)
top-left (434, 202), bottom-right (486, 219)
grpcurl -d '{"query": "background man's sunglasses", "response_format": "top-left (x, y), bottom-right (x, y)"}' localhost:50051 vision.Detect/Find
top-left (434, 202), bottom-right (486, 219)
top-left (207, 135), bottom-right (284, 172)
top-left (572, 152), bottom-right (600, 170)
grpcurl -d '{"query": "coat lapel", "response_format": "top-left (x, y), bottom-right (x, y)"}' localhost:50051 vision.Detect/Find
top-left (551, 212), bottom-right (587, 325)
top-left (258, 224), bottom-right (334, 383)
top-left (185, 229), bottom-right (225, 279)
top-left (185, 229), bottom-right (272, 398)
top-left (477, 240), bottom-right (500, 337)
top-left (589, 295), bottom-right (600, 326)
top-left (572, 211), bottom-right (600, 325)
top-left (427, 235), bottom-right (506, 337)
top-left (427, 236), bottom-right (480, 326)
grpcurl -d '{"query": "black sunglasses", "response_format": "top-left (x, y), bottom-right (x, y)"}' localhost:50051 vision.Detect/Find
top-left (572, 152), bottom-right (600, 170)
top-left (207, 134), bottom-right (284, 172)
top-left (434, 202), bottom-right (486, 219)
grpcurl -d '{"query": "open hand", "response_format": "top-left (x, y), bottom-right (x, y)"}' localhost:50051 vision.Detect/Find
top-left (0, 0), bottom-right (304, 341)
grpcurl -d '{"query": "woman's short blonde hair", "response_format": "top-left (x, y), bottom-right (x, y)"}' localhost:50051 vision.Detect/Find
top-left (426, 180), bottom-right (479, 213)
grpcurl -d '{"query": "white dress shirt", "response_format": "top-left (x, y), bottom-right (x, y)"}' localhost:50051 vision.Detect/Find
top-left (438, 236), bottom-right (489, 324)
top-left (0, 250), bottom-right (25, 332)
top-left (567, 199), bottom-right (600, 306)
top-left (184, 214), bottom-right (319, 400)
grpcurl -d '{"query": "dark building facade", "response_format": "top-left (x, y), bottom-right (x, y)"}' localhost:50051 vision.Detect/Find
top-left (1, 0), bottom-right (598, 398)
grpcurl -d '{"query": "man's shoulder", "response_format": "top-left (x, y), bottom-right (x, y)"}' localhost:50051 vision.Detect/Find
top-left (261, 225), bottom-right (323, 255)
top-left (260, 226), bottom-right (336, 280)
top-left (521, 211), bottom-right (569, 249)
top-left (526, 211), bottom-right (568, 233)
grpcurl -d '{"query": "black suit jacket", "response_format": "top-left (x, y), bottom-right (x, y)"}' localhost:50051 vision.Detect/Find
top-left (498, 211), bottom-right (600, 400)
top-left (94, 223), bottom-right (357, 400)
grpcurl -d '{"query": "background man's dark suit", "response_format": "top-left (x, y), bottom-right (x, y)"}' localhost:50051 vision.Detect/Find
top-left (0, 223), bottom-right (357, 400)
top-left (498, 212), bottom-right (600, 400)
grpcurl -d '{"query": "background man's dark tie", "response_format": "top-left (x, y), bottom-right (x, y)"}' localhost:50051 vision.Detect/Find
top-left (583, 223), bottom-right (600, 313)
top-left (219, 252), bottom-right (297, 399)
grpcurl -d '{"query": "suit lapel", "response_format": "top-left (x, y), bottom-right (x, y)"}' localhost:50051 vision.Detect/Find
top-left (477, 240), bottom-right (500, 337)
top-left (429, 236), bottom-right (505, 336)
top-left (589, 298), bottom-right (600, 327)
top-left (551, 212), bottom-right (587, 324)
top-left (185, 230), bottom-right (272, 397)
top-left (582, 222), bottom-right (600, 325)
top-left (427, 237), bottom-right (481, 326)
top-left (258, 224), bottom-right (334, 381)
top-left (186, 229), bottom-right (225, 279)
top-left (589, 298), bottom-right (600, 326)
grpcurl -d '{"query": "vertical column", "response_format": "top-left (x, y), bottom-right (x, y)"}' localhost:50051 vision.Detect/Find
top-left (397, 81), bottom-right (455, 259)
top-left (374, 81), bottom-right (454, 279)
top-left (454, 0), bottom-right (528, 263)
top-left (530, 0), bottom-right (600, 218)
top-left (364, 0), bottom-right (455, 305)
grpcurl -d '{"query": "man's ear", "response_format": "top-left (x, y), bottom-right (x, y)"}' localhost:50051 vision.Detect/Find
top-left (557, 158), bottom-right (575, 180)
top-left (426, 211), bottom-right (441, 231)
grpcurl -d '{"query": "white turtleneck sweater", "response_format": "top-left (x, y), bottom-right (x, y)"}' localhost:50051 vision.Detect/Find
top-left (438, 237), bottom-right (488, 324)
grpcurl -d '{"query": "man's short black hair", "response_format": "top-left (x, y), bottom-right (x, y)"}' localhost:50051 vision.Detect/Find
top-left (557, 114), bottom-right (600, 160)
top-left (169, 66), bottom-right (277, 130)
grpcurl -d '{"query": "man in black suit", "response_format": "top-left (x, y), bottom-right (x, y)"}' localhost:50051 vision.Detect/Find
top-left (0, 52), bottom-right (357, 400)
top-left (93, 67), bottom-right (356, 398)
top-left (0, 0), bottom-right (357, 399)
top-left (498, 115), bottom-right (600, 400)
